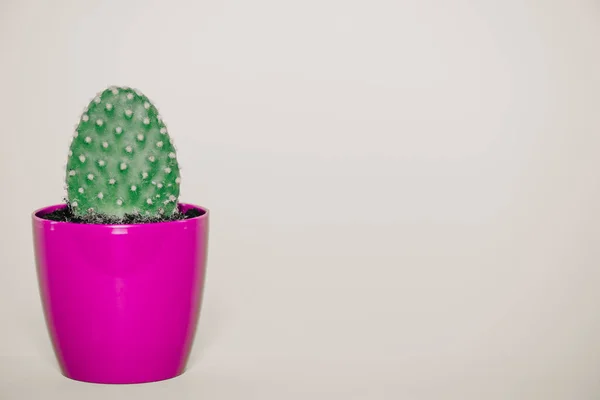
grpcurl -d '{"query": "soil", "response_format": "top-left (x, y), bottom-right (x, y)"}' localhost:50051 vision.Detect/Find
top-left (40, 204), bottom-right (204, 224)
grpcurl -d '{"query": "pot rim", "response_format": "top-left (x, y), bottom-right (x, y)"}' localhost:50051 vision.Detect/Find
top-left (32, 202), bottom-right (209, 228)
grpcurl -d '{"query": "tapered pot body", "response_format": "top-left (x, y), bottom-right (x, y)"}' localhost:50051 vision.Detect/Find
top-left (31, 203), bottom-right (209, 384)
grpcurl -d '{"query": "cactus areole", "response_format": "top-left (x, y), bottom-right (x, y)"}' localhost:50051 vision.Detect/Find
top-left (43, 86), bottom-right (197, 224)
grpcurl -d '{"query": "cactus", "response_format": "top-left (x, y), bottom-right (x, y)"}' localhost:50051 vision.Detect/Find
top-left (65, 86), bottom-right (181, 220)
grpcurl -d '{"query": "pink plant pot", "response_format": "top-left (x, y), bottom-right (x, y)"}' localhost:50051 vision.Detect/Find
top-left (31, 203), bottom-right (209, 384)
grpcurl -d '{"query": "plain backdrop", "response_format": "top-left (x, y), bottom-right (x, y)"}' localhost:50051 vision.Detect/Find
top-left (1, 0), bottom-right (599, 399)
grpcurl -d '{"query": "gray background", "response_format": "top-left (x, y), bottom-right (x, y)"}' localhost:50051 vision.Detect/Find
top-left (1, 0), bottom-right (599, 398)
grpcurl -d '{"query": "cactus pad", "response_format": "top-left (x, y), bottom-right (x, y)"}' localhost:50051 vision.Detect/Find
top-left (66, 87), bottom-right (181, 219)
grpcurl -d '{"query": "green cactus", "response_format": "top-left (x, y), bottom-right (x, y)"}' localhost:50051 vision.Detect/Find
top-left (65, 86), bottom-right (181, 219)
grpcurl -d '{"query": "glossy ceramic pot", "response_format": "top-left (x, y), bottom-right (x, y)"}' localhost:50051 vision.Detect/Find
top-left (31, 203), bottom-right (209, 384)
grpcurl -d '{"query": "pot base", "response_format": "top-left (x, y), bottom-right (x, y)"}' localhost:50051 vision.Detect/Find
top-left (61, 368), bottom-right (187, 385)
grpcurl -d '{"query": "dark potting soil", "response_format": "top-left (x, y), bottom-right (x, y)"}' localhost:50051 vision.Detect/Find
top-left (40, 205), bottom-right (204, 224)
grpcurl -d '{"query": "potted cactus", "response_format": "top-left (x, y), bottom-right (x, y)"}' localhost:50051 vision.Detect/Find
top-left (31, 86), bottom-right (209, 384)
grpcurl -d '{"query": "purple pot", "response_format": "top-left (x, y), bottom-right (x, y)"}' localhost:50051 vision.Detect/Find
top-left (31, 203), bottom-right (209, 384)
